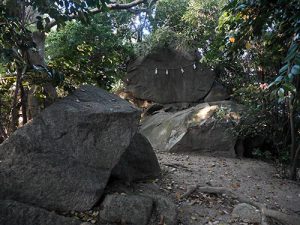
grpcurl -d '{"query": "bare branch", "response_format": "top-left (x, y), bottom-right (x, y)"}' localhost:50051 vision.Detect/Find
top-left (108, 0), bottom-right (147, 10)
top-left (46, 0), bottom-right (152, 30)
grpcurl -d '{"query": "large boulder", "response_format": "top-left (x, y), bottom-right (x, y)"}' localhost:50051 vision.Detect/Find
top-left (125, 47), bottom-right (215, 104)
top-left (0, 200), bottom-right (84, 225)
top-left (140, 101), bottom-right (243, 157)
top-left (0, 85), bottom-right (140, 211)
top-left (111, 133), bottom-right (161, 183)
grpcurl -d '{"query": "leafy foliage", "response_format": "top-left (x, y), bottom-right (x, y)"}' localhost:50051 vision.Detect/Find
top-left (219, 0), bottom-right (300, 82)
top-left (137, 0), bottom-right (226, 62)
top-left (182, 0), bottom-right (226, 58)
top-left (220, 0), bottom-right (300, 178)
top-left (46, 13), bottom-right (134, 91)
top-left (149, 0), bottom-right (189, 32)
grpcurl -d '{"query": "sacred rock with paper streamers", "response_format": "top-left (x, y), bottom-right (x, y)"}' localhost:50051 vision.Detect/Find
top-left (125, 47), bottom-right (228, 104)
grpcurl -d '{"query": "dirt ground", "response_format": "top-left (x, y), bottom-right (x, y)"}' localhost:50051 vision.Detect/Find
top-left (90, 151), bottom-right (300, 225)
top-left (153, 152), bottom-right (300, 225)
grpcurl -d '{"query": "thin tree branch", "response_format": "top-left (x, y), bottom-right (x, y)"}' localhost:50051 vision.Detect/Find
top-left (46, 0), bottom-right (151, 30)
top-left (108, 0), bottom-right (148, 10)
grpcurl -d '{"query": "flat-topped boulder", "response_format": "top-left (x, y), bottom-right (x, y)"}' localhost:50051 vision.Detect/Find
top-left (140, 101), bottom-right (244, 157)
top-left (125, 47), bottom-right (216, 104)
top-left (0, 85), bottom-right (140, 211)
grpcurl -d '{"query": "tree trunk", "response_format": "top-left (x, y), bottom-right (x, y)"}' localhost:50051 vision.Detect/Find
top-left (8, 68), bottom-right (22, 135)
top-left (0, 97), bottom-right (8, 144)
top-left (27, 86), bottom-right (41, 120)
top-left (288, 97), bottom-right (295, 162)
top-left (0, 123), bottom-right (7, 144)
top-left (20, 83), bottom-right (28, 125)
top-left (288, 93), bottom-right (299, 180)
top-left (289, 144), bottom-right (300, 180)
top-left (26, 31), bottom-right (58, 117)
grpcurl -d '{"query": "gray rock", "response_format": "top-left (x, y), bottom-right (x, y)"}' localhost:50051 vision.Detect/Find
top-left (0, 85), bottom-right (140, 211)
top-left (155, 196), bottom-right (177, 225)
top-left (232, 203), bottom-right (261, 223)
top-left (163, 102), bottom-right (193, 112)
top-left (100, 194), bottom-right (153, 225)
top-left (125, 47), bottom-right (215, 104)
top-left (0, 200), bottom-right (82, 225)
top-left (204, 82), bottom-right (230, 102)
top-left (111, 133), bottom-right (161, 183)
top-left (145, 194), bottom-right (178, 225)
top-left (141, 101), bottom-right (244, 157)
top-left (143, 103), bottom-right (164, 116)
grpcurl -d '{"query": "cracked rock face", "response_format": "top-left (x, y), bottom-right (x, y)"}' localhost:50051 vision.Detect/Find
top-left (0, 85), bottom-right (140, 211)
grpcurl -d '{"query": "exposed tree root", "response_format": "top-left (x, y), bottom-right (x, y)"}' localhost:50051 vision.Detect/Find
top-left (180, 185), bottom-right (300, 225)
top-left (163, 163), bottom-right (189, 169)
top-left (180, 184), bottom-right (198, 199)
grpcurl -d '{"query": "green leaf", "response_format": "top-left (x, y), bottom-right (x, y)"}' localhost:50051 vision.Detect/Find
top-left (277, 88), bottom-right (285, 98)
top-left (288, 73), bottom-right (294, 81)
top-left (270, 89), bottom-right (277, 98)
top-left (268, 81), bottom-right (275, 89)
top-left (282, 83), bottom-right (296, 94)
top-left (100, 0), bottom-right (109, 11)
top-left (291, 64), bottom-right (300, 75)
top-left (277, 88), bottom-right (284, 103)
top-left (274, 75), bottom-right (283, 83)
top-left (295, 53), bottom-right (300, 64)
top-left (279, 64), bottom-right (288, 75)
top-left (284, 42), bottom-right (298, 63)
top-left (236, 4), bottom-right (247, 10)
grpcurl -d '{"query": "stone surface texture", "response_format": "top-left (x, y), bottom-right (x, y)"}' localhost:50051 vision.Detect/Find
top-left (0, 85), bottom-right (140, 211)
top-left (0, 200), bottom-right (84, 225)
top-left (204, 81), bottom-right (230, 102)
top-left (125, 48), bottom-right (216, 104)
top-left (232, 203), bottom-right (261, 223)
top-left (140, 101), bottom-right (244, 157)
top-left (100, 194), bottom-right (153, 225)
top-left (111, 133), bottom-right (161, 183)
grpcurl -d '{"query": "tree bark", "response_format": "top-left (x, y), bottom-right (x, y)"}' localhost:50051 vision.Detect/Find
top-left (26, 31), bottom-right (58, 116)
top-left (0, 125), bottom-right (7, 143)
top-left (0, 97), bottom-right (8, 143)
top-left (27, 86), bottom-right (41, 120)
top-left (20, 82), bottom-right (28, 125)
top-left (29, 31), bottom-right (58, 102)
top-left (289, 144), bottom-right (300, 180)
top-left (288, 97), bottom-right (295, 162)
top-left (8, 68), bottom-right (22, 135)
